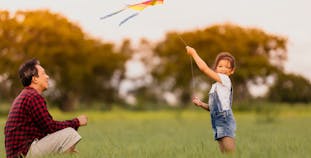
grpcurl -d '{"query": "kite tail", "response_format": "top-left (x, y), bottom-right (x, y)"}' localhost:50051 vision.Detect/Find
top-left (119, 12), bottom-right (139, 26)
top-left (100, 8), bottom-right (126, 20)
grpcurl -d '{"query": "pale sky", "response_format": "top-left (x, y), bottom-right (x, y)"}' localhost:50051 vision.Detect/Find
top-left (1, 0), bottom-right (311, 80)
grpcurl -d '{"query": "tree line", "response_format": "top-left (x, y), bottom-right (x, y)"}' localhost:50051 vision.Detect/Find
top-left (1, 10), bottom-right (310, 111)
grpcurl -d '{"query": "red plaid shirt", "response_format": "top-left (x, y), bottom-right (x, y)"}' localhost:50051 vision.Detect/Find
top-left (4, 87), bottom-right (80, 158)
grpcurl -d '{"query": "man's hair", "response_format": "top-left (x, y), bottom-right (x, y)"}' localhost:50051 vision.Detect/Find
top-left (213, 52), bottom-right (236, 70)
top-left (18, 59), bottom-right (40, 87)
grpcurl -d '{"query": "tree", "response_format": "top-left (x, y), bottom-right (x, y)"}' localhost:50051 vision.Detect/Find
top-left (268, 73), bottom-right (311, 103)
top-left (151, 23), bottom-right (287, 105)
top-left (0, 10), bottom-right (129, 111)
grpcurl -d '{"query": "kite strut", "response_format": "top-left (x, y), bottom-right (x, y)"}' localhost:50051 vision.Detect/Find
top-left (100, 0), bottom-right (164, 26)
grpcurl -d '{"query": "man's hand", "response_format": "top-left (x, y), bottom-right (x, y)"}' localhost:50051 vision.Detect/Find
top-left (77, 115), bottom-right (88, 126)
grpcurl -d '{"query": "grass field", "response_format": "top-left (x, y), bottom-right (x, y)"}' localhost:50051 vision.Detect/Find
top-left (1, 105), bottom-right (311, 158)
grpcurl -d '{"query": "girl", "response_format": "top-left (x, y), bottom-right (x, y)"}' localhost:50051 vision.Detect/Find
top-left (186, 46), bottom-right (236, 153)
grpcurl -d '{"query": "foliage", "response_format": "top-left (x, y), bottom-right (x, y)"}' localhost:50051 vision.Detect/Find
top-left (151, 23), bottom-right (287, 104)
top-left (268, 73), bottom-right (311, 103)
top-left (0, 10), bottom-right (130, 110)
top-left (1, 10), bottom-right (310, 110)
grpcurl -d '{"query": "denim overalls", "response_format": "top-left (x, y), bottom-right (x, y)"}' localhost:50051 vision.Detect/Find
top-left (208, 85), bottom-right (236, 140)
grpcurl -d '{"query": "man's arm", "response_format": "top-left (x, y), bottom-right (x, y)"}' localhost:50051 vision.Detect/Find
top-left (29, 95), bottom-right (80, 133)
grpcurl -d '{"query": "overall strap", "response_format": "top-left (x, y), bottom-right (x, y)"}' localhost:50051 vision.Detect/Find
top-left (229, 87), bottom-right (233, 107)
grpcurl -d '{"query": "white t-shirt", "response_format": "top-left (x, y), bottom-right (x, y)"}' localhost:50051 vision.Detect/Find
top-left (209, 73), bottom-right (232, 111)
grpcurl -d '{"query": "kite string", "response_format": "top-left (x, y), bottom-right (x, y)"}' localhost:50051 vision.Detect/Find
top-left (177, 34), bottom-right (187, 46)
top-left (177, 34), bottom-right (195, 95)
top-left (189, 55), bottom-right (195, 93)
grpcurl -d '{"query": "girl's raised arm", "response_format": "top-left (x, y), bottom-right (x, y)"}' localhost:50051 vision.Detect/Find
top-left (186, 46), bottom-right (221, 83)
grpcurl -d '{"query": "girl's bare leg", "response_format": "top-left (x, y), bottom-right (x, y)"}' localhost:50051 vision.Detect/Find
top-left (217, 136), bottom-right (235, 153)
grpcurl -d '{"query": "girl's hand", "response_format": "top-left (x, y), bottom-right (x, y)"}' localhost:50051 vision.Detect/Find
top-left (192, 96), bottom-right (210, 111)
top-left (186, 46), bottom-right (197, 56)
top-left (192, 96), bottom-right (202, 107)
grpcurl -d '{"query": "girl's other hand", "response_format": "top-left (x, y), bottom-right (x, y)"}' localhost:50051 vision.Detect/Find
top-left (192, 96), bottom-right (202, 107)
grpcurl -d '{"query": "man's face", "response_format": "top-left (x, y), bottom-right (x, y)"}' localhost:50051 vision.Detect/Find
top-left (33, 65), bottom-right (49, 91)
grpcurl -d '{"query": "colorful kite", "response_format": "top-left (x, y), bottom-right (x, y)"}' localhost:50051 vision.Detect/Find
top-left (100, 0), bottom-right (164, 26)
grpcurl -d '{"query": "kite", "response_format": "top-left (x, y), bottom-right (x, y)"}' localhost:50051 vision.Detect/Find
top-left (100, 0), bottom-right (164, 26)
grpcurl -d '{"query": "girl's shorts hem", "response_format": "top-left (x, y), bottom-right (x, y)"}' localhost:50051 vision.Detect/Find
top-left (214, 130), bottom-right (235, 140)
top-left (211, 110), bottom-right (236, 140)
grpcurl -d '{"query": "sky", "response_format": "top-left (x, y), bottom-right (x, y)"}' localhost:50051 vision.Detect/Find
top-left (1, 0), bottom-right (311, 81)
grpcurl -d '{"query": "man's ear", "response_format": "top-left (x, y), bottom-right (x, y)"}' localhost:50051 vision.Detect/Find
top-left (32, 76), bottom-right (38, 84)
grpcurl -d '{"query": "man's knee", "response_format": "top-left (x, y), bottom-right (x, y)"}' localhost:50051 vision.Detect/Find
top-left (56, 127), bottom-right (81, 152)
top-left (60, 127), bottom-right (81, 139)
top-left (59, 127), bottom-right (76, 134)
top-left (62, 127), bottom-right (76, 133)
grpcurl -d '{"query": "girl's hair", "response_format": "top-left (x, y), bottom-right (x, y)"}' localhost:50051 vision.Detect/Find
top-left (213, 52), bottom-right (236, 70)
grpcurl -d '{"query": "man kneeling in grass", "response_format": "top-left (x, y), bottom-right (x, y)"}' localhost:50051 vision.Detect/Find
top-left (5, 59), bottom-right (88, 158)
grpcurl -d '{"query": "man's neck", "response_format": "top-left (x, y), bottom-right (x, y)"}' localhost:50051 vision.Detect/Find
top-left (29, 84), bottom-right (43, 94)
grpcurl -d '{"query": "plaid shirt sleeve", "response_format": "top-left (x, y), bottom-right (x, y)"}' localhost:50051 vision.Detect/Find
top-left (29, 94), bottom-right (80, 133)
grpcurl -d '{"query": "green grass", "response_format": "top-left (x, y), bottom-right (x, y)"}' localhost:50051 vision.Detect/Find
top-left (1, 106), bottom-right (311, 158)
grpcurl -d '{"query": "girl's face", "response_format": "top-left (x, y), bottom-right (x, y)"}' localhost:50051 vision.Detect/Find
top-left (215, 59), bottom-right (235, 76)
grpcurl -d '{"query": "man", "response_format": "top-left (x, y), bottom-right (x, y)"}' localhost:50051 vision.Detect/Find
top-left (4, 59), bottom-right (88, 158)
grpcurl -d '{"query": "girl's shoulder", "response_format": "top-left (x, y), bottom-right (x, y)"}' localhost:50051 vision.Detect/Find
top-left (217, 73), bottom-right (231, 88)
